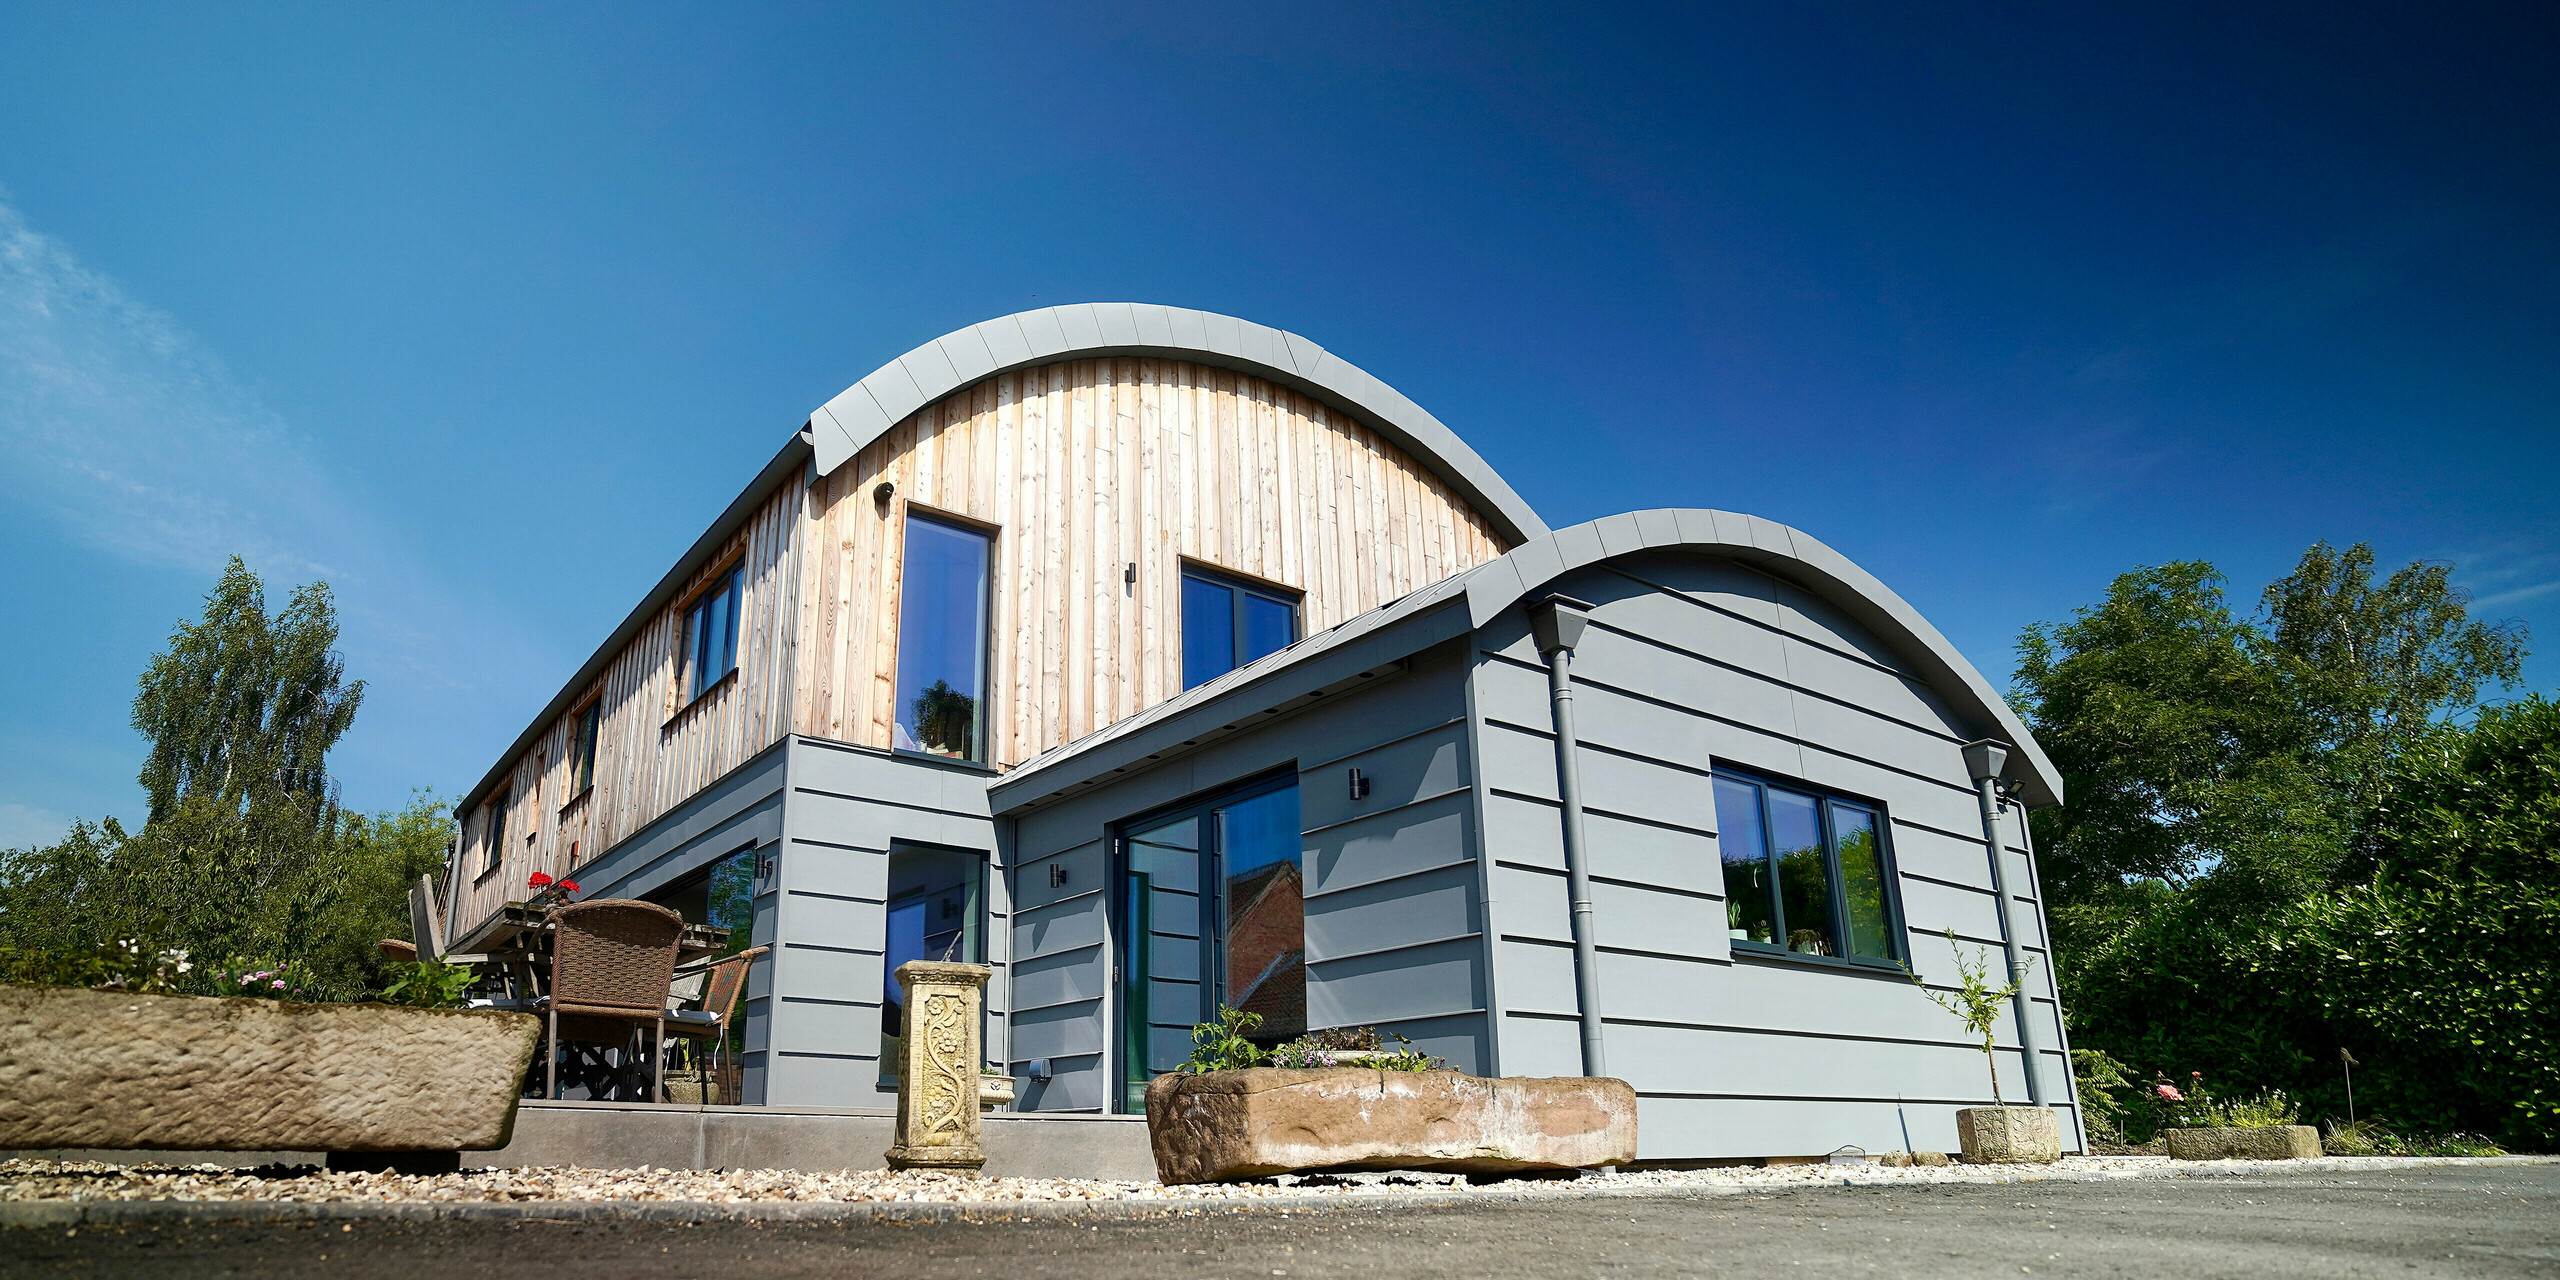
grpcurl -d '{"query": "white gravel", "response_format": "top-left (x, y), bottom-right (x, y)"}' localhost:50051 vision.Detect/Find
top-left (7, 1153), bottom-right (2534, 1209)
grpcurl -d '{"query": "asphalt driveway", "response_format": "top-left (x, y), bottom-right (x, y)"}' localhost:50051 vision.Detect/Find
top-left (9, 1162), bottom-right (2554, 1278)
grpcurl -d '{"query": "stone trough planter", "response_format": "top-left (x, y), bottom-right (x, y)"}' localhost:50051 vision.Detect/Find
top-left (2164, 1124), bottom-right (2322, 1161)
top-left (0, 985), bottom-right (541, 1153)
top-left (1144, 1067), bottom-right (1637, 1184)
top-left (1953, 1105), bottom-right (2062, 1163)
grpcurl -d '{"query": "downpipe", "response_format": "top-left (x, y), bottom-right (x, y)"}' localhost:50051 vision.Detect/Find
top-left (1532, 596), bottom-right (1607, 1078)
top-left (1963, 739), bottom-right (2045, 1105)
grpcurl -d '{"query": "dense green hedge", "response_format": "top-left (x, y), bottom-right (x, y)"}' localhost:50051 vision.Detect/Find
top-left (2064, 697), bottom-right (2560, 1149)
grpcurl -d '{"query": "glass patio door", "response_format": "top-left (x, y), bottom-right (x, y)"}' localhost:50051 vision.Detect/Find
top-left (1116, 776), bottom-right (1303, 1111)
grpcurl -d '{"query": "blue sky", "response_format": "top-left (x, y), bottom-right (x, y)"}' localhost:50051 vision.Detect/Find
top-left (2, 3), bottom-right (2552, 844)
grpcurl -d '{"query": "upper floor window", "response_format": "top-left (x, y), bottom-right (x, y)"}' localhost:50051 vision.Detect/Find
top-left (684, 566), bottom-right (744, 703)
top-left (568, 699), bottom-right (601, 799)
top-left (893, 513), bottom-right (992, 762)
top-left (480, 787), bottom-right (510, 876)
top-left (1180, 564), bottom-right (1300, 690)
top-left (1713, 771), bottom-right (1900, 965)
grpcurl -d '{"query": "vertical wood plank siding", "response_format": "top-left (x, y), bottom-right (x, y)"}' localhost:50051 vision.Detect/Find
top-left (455, 480), bottom-right (802, 934)
top-left (459, 356), bottom-right (1506, 936)
top-left (791, 358), bottom-right (1510, 767)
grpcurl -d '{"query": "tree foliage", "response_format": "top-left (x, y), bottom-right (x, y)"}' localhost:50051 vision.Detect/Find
top-left (2016, 539), bottom-right (2546, 1147)
top-left (132, 556), bottom-right (363, 824)
top-left (0, 559), bottom-right (443, 1000)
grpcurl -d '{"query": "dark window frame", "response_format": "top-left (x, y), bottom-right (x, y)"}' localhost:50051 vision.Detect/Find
top-left (1178, 560), bottom-right (1302, 690)
top-left (680, 563), bottom-right (746, 708)
top-left (477, 787), bottom-right (510, 882)
top-left (565, 696), bottom-right (602, 808)
top-left (1107, 767), bottom-right (1300, 1113)
top-left (890, 507), bottom-right (997, 766)
top-left (1714, 766), bottom-right (1909, 974)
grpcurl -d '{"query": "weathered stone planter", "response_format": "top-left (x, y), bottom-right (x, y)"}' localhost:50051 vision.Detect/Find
top-left (1145, 1068), bottom-right (1637, 1184)
top-left (0, 985), bottom-right (541, 1152)
top-left (1953, 1105), bottom-right (2062, 1163)
top-left (2165, 1124), bottom-right (2321, 1160)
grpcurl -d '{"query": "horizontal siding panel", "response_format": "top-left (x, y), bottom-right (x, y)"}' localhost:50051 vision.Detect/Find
top-left (1304, 792), bottom-right (1473, 896)
top-left (1303, 862), bottom-right (1479, 959)
top-left (1306, 935), bottom-right (1483, 1027)
top-left (1491, 865), bottom-right (1721, 959)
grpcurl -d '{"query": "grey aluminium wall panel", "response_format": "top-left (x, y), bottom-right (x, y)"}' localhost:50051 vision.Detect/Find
top-left (996, 639), bottom-right (1482, 1111)
top-left (563, 736), bottom-right (789, 1104)
top-left (1470, 553), bottom-right (2078, 1158)
top-left (760, 736), bottom-right (1000, 1109)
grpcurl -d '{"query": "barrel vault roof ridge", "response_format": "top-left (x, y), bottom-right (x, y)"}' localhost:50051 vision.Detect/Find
top-left (805, 303), bottom-right (1550, 547)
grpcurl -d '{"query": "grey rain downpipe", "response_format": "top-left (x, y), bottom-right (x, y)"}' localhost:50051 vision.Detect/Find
top-left (1531, 595), bottom-right (1607, 1078)
top-left (1961, 739), bottom-right (2046, 1105)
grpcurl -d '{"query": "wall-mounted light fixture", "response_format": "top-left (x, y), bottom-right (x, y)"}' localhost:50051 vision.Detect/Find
top-left (1047, 864), bottom-right (1070, 888)
top-left (873, 481), bottom-right (895, 508)
top-left (1348, 767), bottom-right (1371, 801)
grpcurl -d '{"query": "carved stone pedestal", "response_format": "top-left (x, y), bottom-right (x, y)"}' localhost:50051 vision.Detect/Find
top-left (884, 960), bottom-right (990, 1172)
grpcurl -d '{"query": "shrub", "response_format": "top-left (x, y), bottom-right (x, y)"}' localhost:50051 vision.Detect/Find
top-left (377, 959), bottom-right (478, 1009)
top-left (1181, 1005), bottom-right (1269, 1073)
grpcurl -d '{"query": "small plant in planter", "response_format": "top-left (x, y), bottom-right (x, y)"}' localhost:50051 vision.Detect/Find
top-left (1904, 931), bottom-right (2058, 1163)
top-left (2154, 1072), bottom-right (2324, 1161)
top-left (525, 871), bottom-right (581, 908)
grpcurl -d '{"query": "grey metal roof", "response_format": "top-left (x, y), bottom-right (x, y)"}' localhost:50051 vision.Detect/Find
top-left (804, 303), bottom-right (1550, 548)
top-left (990, 508), bottom-right (2065, 810)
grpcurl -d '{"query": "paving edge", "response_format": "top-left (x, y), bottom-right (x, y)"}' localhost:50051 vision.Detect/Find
top-left (5, 1155), bottom-right (2552, 1229)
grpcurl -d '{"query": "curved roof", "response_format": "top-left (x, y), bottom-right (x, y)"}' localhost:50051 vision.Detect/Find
top-left (997, 508), bottom-right (2063, 809)
top-left (805, 303), bottom-right (1550, 547)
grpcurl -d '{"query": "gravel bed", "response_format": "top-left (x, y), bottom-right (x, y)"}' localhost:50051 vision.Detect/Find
top-left (10, 1153), bottom-right (2539, 1210)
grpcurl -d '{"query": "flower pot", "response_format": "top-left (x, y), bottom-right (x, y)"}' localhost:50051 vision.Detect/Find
top-left (1143, 1067), bottom-right (1637, 1184)
top-left (0, 985), bottom-right (541, 1153)
top-left (2164, 1125), bottom-right (2321, 1161)
top-left (1953, 1105), bottom-right (2062, 1163)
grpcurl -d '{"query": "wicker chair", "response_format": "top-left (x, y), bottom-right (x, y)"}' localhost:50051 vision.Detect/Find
top-left (537, 899), bottom-right (686, 1101)
top-left (663, 945), bottom-right (768, 1102)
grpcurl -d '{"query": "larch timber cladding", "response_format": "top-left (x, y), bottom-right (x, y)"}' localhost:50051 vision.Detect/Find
top-left (792, 358), bottom-right (1510, 767)
top-left (0, 987), bottom-right (541, 1151)
top-left (454, 480), bottom-right (802, 934)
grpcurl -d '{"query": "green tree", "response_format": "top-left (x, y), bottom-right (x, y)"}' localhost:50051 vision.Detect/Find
top-left (131, 556), bottom-right (363, 824)
top-left (0, 559), bottom-right (446, 999)
top-left (2015, 543), bottom-right (2524, 912)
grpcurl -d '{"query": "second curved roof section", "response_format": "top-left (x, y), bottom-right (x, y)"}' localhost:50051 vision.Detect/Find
top-left (805, 303), bottom-right (1550, 548)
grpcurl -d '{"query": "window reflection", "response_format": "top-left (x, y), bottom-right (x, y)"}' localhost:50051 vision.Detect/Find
top-left (1714, 772), bottom-right (1899, 965)
top-left (1117, 778), bottom-right (1302, 1111)
top-left (893, 515), bottom-right (991, 762)
top-left (879, 844), bottom-right (984, 1083)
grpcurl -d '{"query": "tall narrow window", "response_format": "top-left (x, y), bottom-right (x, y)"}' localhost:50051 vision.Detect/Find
top-left (1180, 565), bottom-right (1300, 690)
top-left (569, 700), bottom-right (601, 797)
top-left (684, 566), bottom-right (744, 703)
top-left (481, 788), bottom-right (509, 876)
top-left (1712, 771), bottom-right (1901, 965)
top-left (892, 514), bottom-right (992, 762)
top-left (878, 843), bottom-right (985, 1084)
top-left (1116, 776), bottom-right (1302, 1111)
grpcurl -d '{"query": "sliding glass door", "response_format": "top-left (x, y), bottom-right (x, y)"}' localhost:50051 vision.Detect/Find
top-left (1115, 775), bottom-right (1303, 1111)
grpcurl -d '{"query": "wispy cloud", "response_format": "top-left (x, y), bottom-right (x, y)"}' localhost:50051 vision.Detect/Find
top-left (0, 194), bottom-right (372, 582)
top-left (0, 193), bottom-right (536, 815)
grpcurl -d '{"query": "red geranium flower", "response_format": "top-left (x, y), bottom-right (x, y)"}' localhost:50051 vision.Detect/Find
top-left (556, 879), bottom-right (580, 894)
top-left (528, 872), bottom-right (554, 888)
